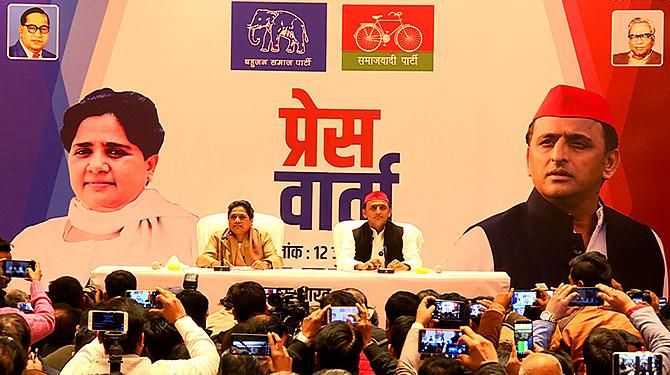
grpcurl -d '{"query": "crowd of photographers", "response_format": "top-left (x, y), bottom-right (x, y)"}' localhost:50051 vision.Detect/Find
top-left (0, 235), bottom-right (669, 374)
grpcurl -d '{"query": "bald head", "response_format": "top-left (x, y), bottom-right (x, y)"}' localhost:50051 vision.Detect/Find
top-left (519, 353), bottom-right (562, 375)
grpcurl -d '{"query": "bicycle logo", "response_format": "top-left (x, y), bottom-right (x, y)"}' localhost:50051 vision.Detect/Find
top-left (354, 11), bottom-right (423, 52)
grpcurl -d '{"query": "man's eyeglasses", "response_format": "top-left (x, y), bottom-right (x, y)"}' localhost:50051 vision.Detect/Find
top-left (628, 33), bottom-right (654, 41)
top-left (22, 24), bottom-right (50, 34)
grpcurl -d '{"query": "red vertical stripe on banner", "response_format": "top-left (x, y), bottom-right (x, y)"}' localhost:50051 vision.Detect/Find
top-left (561, 0), bottom-right (670, 274)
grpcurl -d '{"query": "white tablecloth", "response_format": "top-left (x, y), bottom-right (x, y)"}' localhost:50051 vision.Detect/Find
top-left (90, 266), bottom-right (510, 323)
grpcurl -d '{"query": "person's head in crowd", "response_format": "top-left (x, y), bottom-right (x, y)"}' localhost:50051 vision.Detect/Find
top-left (418, 356), bottom-right (466, 375)
top-left (417, 289), bottom-right (440, 301)
top-left (0, 238), bottom-right (11, 258)
top-left (219, 352), bottom-right (260, 375)
top-left (104, 270), bottom-right (137, 299)
top-left (543, 349), bottom-right (575, 375)
top-left (525, 85), bottom-right (619, 209)
top-left (3, 290), bottom-right (28, 308)
top-left (222, 281), bottom-right (266, 322)
top-left (0, 314), bottom-right (31, 352)
top-left (0, 336), bottom-right (27, 375)
top-left (96, 297), bottom-right (145, 355)
top-left (246, 314), bottom-right (288, 341)
top-left (47, 276), bottom-right (84, 308)
top-left (582, 327), bottom-right (627, 375)
top-left (176, 289), bottom-right (209, 330)
top-left (626, 17), bottom-right (656, 59)
top-left (613, 328), bottom-right (644, 351)
top-left (39, 303), bottom-right (82, 356)
top-left (362, 191), bottom-right (392, 232)
top-left (0, 238), bottom-right (13, 293)
top-left (319, 290), bottom-right (358, 309)
top-left (60, 88), bottom-right (165, 212)
top-left (142, 312), bottom-right (186, 361)
top-left (341, 287), bottom-right (367, 307)
top-left (313, 321), bottom-right (363, 374)
top-left (385, 291), bottom-right (420, 328)
top-left (518, 352), bottom-right (562, 374)
top-left (389, 315), bottom-right (414, 358)
top-left (568, 252), bottom-right (612, 287)
top-left (17, 7), bottom-right (50, 56)
top-left (74, 312), bottom-right (96, 352)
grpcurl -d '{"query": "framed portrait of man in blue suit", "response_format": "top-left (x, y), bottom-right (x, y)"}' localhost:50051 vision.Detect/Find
top-left (7, 4), bottom-right (59, 60)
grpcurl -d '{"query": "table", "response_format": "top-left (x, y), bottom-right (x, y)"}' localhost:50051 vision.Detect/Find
top-left (90, 266), bottom-right (510, 323)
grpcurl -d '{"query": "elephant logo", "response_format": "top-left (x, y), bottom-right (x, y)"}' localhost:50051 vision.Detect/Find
top-left (247, 9), bottom-right (309, 55)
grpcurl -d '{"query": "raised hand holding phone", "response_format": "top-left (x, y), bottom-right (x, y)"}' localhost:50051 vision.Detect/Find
top-left (151, 287), bottom-right (187, 324)
top-left (416, 296), bottom-right (436, 326)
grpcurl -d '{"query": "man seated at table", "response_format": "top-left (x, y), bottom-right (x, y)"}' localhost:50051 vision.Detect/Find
top-left (336, 191), bottom-right (422, 271)
top-left (196, 200), bottom-right (283, 270)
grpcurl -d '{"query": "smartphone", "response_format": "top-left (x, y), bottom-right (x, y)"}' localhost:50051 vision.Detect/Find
top-left (568, 287), bottom-right (604, 306)
top-left (470, 303), bottom-right (487, 318)
top-left (613, 351), bottom-right (662, 375)
top-left (183, 273), bottom-right (198, 290)
top-left (511, 290), bottom-right (538, 314)
top-left (125, 290), bottom-right (162, 308)
top-left (329, 306), bottom-right (358, 324)
top-left (2, 260), bottom-right (36, 278)
top-left (18, 302), bottom-right (34, 313)
top-left (418, 328), bottom-right (467, 358)
top-left (88, 310), bottom-right (128, 333)
top-left (230, 333), bottom-right (270, 356)
top-left (514, 321), bottom-right (534, 358)
top-left (430, 299), bottom-right (466, 322)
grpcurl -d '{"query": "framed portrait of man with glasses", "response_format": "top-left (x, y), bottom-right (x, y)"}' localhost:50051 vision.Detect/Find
top-left (7, 3), bottom-right (59, 60)
top-left (612, 10), bottom-right (664, 67)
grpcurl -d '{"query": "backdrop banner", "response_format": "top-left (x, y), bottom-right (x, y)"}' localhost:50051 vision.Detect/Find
top-left (1, 0), bottom-right (668, 275)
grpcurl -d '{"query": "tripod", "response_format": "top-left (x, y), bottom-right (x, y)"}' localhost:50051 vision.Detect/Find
top-left (104, 332), bottom-right (125, 374)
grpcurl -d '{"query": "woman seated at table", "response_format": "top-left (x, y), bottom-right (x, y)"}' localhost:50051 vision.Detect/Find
top-left (196, 200), bottom-right (283, 270)
top-left (11, 88), bottom-right (199, 283)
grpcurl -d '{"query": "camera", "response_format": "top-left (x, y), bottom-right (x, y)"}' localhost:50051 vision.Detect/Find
top-left (230, 333), bottom-right (271, 356)
top-left (18, 302), bottom-right (34, 313)
top-left (428, 299), bottom-right (469, 327)
top-left (88, 310), bottom-right (128, 334)
top-left (88, 310), bottom-right (128, 374)
top-left (613, 352), bottom-right (661, 375)
top-left (511, 290), bottom-right (538, 314)
top-left (328, 306), bottom-right (359, 324)
top-left (125, 290), bottom-right (162, 309)
top-left (267, 286), bottom-right (309, 334)
top-left (514, 321), bottom-right (534, 359)
top-left (568, 287), bottom-right (604, 306)
top-left (2, 260), bottom-right (36, 278)
top-left (183, 273), bottom-right (198, 290)
top-left (626, 289), bottom-right (652, 304)
top-left (418, 328), bottom-right (467, 358)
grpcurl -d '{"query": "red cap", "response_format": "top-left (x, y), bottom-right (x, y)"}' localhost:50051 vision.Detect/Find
top-left (532, 85), bottom-right (615, 127)
top-left (363, 191), bottom-right (389, 205)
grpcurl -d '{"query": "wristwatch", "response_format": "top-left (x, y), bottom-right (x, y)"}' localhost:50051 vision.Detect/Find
top-left (540, 310), bottom-right (557, 324)
top-left (294, 331), bottom-right (310, 346)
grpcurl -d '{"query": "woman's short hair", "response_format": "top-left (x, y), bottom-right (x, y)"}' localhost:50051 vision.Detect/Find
top-left (227, 200), bottom-right (254, 219)
top-left (61, 88), bottom-right (165, 159)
